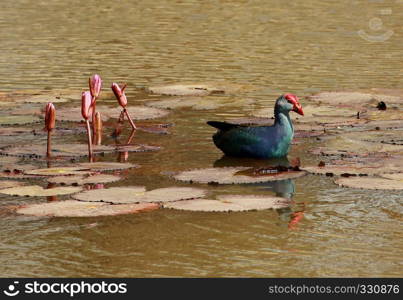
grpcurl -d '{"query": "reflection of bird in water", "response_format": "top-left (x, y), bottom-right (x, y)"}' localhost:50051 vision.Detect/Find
top-left (213, 155), bottom-right (304, 229)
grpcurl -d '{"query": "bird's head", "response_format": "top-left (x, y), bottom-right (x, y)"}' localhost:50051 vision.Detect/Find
top-left (275, 94), bottom-right (304, 116)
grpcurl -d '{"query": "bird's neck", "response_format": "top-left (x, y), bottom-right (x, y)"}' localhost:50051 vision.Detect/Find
top-left (274, 110), bottom-right (294, 133)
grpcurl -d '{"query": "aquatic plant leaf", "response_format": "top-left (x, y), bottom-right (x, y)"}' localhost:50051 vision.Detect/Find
top-left (361, 109), bottom-right (403, 122)
top-left (301, 165), bottom-right (384, 176)
top-left (0, 115), bottom-right (41, 126)
top-left (335, 177), bottom-right (403, 190)
top-left (73, 186), bottom-right (207, 204)
top-left (22, 91), bottom-right (78, 103)
top-left (0, 156), bottom-right (20, 165)
top-left (0, 185), bottom-right (82, 197)
top-left (114, 144), bottom-right (161, 153)
top-left (55, 106), bottom-right (112, 122)
top-left (47, 174), bottom-right (122, 185)
top-left (0, 127), bottom-right (36, 136)
top-left (126, 106), bottom-right (170, 120)
top-left (25, 167), bottom-right (91, 176)
top-left (309, 91), bottom-right (402, 108)
top-left (16, 200), bottom-right (159, 217)
top-left (163, 194), bottom-right (290, 212)
top-left (0, 180), bottom-right (24, 189)
top-left (146, 83), bottom-right (239, 96)
top-left (380, 173), bottom-right (403, 181)
top-left (173, 167), bottom-right (306, 184)
top-left (73, 186), bottom-right (147, 203)
top-left (146, 96), bottom-right (255, 110)
top-left (1, 164), bottom-right (36, 173)
top-left (77, 162), bottom-right (139, 171)
top-left (1, 143), bottom-right (115, 158)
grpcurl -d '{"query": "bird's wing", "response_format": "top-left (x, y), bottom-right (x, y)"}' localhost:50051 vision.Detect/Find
top-left (206, 121), bottom-right (241, 131)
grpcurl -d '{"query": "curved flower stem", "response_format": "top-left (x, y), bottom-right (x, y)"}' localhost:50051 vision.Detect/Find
top-left (124, 108), bottom-right (137, 130)
top-left (85, 120), bottom-right (93, 162)
top-left (46, 130), bottom-right (52, 158)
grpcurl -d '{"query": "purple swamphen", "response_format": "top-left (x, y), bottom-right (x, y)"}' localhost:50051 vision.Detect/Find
top-left (207, 94), bottom-right (304, 158)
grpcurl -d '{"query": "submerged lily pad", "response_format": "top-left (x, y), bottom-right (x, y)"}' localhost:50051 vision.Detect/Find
top-left (25, 167), bottom-right (91, 176)
top-left (77, 162), bottom-right (139, 171)
top-left (0, 180), bottom-right (24, 189)
top-left (1, 164), bottom-right (36, 173)
top-left (0, 127), bottom-right (36, 136)
top-left (301, 164), bottom-right (382, 176)
top-left (16, 200), bottom-right (159, 217)
top-left (0, 185), bottom-right (82, 197)
top-left (47, 174), bottom-right (122, 185)
top-left (0, 115), bottom-right (41, 126)
top-left (21, 91), bottom-right (78, 103)
top-left (73, 186), bottom-right (206, 204)
top-left (335, 177), bottom-right (403, 190)
top-left (173, 167), bottom-right (306, 184)
top-left (163, 194), bottom-right (290, 212)
top-left (1, 143), bottom-right (115, 158)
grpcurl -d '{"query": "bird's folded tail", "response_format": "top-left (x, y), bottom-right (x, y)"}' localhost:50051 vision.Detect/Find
top-left (206, 121), bottom-right (240, 131)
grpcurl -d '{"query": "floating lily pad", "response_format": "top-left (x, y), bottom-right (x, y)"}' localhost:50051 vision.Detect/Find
top-left (146, 83), bottom-right (248, 96)
top-left (1, 164), bottom-right (36, 173)
top-left (73, 186), bottom-right (206, 204)
top-left (136, 124), bottom-right (171, 135)
top-left (361, 109), bottom-right (403, 122)
top-left (47, 174), bottom-right (122, 185)
top-left (0, 156), bottom-right (20, 165)
top-left (380, 173), bottom-right (403, 181)
top-left (77, 162), bottom-right (138, 171)
top-left (0, 115), bottom-right (41, 126)
top-left (0, 185), bottom-right (82, 197)
top-left (301, 164), bottom-right (383, 176)
top-left (0, 172), bottom-right (44, 180)
top-left (311, 135), bottom-right (403, 158)
top-left (21, 91), bottom-right (78, 103)
top-left (309, 91), bottom-right (402, 108)
top-left (115, 144), bottom-right (161, 153)
top-left (146, 96), bottom-right (255, 110)
top-left (0, 180), bottom-right (24, 189)
top-left (16, 200), bottom-right (159, 217)
top-left (25, 167), bottom-right (91, 176)
top-left (173, 167), bottom-right (306, 184)
top-left (163, 194), bottom-right (289, 212)
top-left (1, 143), bottom-right (115, 158)
top-left (55, 105), bottom-right (169, 122)
top-left (335, 177), bottom-right (403, 190)
top-left (0, 127), bottom-right (36, 136)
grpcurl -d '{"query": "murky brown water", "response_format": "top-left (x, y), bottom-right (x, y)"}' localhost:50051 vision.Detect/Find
top-left (1, 0), bottom-right (402, 277)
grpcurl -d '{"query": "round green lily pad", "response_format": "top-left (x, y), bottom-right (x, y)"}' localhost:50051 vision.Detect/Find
top-left (16, 200), bottom-right (159, 217)
top-left (72, 186), bottom-right (207, 204)
top-left (335, 177), bottom-right (403, 190)
top-left (0, 185), bottom-right (82, 197)
top-left (47, 174), bottom-right (122, 185)
top-left (163, 194), bottom-right (290, 212)
top-left (77, 162), bottom-right (139, 171)
top-left (173, 167), bottom-right (306, 184)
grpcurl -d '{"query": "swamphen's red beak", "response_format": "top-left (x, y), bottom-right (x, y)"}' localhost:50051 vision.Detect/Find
top-left (284, 93), bottom-right (304, 116)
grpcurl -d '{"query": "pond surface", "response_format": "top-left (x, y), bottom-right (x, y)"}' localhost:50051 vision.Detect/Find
top-left (0, 0), bottom-right (402, 277)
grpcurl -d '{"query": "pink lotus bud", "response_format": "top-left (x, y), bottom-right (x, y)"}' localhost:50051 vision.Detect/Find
top-left (111, 82), bottom-right (128, 107)
top-left (44, 102), bottom-right (56, 131)
top-left (81, 91), bottom-right (93, 120)
top-left (89, 74), bottom-right (102, 98)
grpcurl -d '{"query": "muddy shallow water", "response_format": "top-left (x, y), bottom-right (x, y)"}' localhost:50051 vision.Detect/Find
top-left (0, 0), bottom-right (402, 277)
